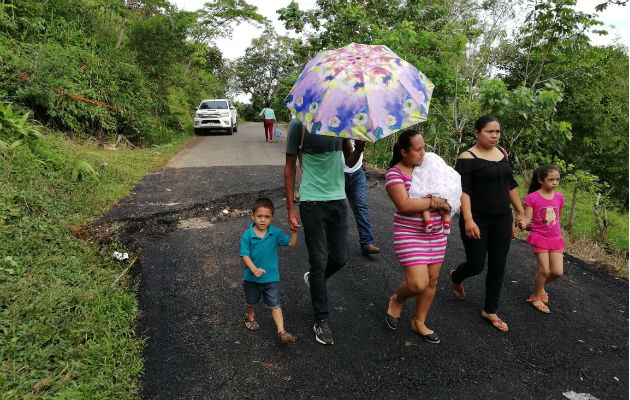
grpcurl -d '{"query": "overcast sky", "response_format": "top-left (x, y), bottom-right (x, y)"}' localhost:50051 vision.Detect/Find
top-left (172, 0), bottom-right (629, 60)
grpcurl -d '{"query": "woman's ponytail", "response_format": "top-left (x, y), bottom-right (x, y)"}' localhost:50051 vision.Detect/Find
top-left (389, 143), bottom-right (402, 168)
top-left (388, 129), bottom-right (422, 168)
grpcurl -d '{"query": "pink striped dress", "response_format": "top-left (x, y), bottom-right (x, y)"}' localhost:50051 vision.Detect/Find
top-left (385, 167), bottom-right (448, 267)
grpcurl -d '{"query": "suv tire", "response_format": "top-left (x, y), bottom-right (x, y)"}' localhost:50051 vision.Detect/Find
top-left (226, 126), bottom-right (233, 135)
top-left (233, 121), bottom-right (238, 132)
top-left (194, 128), bottom-right (203, 135)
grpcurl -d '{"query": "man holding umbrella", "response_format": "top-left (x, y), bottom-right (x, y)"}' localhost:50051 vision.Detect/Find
top-left (284, 119), bottom-right (364, 345)
top-left (283, 43), bottom-right (435, 345)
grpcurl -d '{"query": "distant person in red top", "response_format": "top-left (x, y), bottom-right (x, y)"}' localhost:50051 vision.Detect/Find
top-left (259, 102), bottom-right (276, 143)
top-left (519, 165), bottom-right (565, 314)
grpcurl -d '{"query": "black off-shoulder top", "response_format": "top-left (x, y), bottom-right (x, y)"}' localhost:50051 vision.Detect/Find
top-left (454, 149), bottom-right (518, 215)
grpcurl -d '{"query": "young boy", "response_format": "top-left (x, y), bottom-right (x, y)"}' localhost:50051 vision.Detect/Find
top-left (240, 197), bottom-right (298, 342)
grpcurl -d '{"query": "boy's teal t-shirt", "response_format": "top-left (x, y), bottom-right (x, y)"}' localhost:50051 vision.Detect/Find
top-left (285, 118), bottom-right (346, 201)
top-left (240, 223), bottom-right (290, 283)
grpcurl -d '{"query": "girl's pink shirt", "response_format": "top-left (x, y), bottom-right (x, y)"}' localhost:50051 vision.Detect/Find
top-left (524, 190), bottom-right (565, 249)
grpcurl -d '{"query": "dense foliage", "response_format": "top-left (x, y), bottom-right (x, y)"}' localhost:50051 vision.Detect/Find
top-left (0, 110), bottom-right (188, 397)
top-left (0, 0), bottom-right (263, 144)
top-left (265, 0), bottom-right (628, 207)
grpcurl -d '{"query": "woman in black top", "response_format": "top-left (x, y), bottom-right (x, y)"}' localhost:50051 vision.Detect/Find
top-left (449, 115), bottom-right (525, 332)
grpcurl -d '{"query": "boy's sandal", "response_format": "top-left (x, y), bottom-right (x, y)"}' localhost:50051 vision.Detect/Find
top-left (483, 316), bottom-right (509, 332)
top-left (245, 315), bottom-right (260, 331)
top-left (279, 331), bottom-right (296, 343)
top-left (526, 297), bottom-right (550, 314)
top-left (449, 270), bottom-right (466, 300)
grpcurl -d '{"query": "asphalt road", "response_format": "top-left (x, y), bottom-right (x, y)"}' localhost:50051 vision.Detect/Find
top-left (98, 123), bottom-right (628, 400)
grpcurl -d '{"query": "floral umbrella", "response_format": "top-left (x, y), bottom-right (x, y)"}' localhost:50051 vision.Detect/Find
top-left (284, 43), bottom-right (434, 142)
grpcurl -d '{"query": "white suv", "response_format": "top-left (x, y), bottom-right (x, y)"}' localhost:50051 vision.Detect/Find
top-left (193, 99), bottom-right (238, 135)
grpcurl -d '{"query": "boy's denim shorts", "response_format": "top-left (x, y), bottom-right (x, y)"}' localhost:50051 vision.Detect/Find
top-left (243, 280), bottom-right (281, 309)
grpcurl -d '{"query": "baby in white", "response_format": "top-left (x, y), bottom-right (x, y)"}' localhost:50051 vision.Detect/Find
top-left (408, 152), bottom-right (462, 234)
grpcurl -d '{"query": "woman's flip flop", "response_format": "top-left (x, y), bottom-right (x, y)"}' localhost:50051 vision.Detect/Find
top-left (482, 315), bottom-right (509, 332)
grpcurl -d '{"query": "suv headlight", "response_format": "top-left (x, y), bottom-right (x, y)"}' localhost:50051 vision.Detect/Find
top-left (195, 113), bottom-right (202, 118)
top-left (220, 111), bottom-right (230, 117)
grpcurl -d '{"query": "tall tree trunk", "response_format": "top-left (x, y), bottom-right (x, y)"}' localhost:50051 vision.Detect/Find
top-left (567, 185), bottom-right (578, 234)
top-left (115, 16), bottom-right (126, 49)
top-left (593, 193), bottom-right (608, 243)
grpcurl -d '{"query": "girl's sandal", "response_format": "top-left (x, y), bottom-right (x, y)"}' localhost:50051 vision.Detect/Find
top-left (526, 297), bottom-right (550, 314)
top-left (540, 293), bottom-right (549, 304)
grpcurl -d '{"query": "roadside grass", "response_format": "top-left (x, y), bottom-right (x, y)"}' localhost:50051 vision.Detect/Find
top-left (0, 133), bottom-right (191, 398)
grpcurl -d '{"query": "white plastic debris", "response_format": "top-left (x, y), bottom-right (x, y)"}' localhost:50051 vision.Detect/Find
top-left (113, 251), bottom-right (129, 261)
top-left (222, 209), bottom-right (229, 214)
top-left (562, 391), bottom-right (599, 400)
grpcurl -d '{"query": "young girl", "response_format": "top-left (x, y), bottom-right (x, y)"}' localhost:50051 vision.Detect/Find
top-left (520, 165), bottom-right (565, 314)
top-left (408, 152), bottom-right (462, 234)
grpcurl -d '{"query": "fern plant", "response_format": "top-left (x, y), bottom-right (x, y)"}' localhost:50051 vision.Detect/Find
top-left (0, 102), bottom-right (42, 157)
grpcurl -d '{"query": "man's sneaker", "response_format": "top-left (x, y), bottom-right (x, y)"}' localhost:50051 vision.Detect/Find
top-left (303, 271), bottom-right (310, 288)
top-left (313, 320), bottom-right (334, 345)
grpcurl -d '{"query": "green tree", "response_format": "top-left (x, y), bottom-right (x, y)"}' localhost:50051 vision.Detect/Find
top-left (498, 0), bottom-right (629, 205)
top-left (277, 0), bottom-right (508, 161)
top-left (478, 78), bottom-right (572, 165)
top-left (230, 29), bottom-right (304, 121)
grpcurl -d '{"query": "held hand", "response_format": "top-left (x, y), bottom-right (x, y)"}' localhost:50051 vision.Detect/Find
top-left (288, 208), bottom-right (300, 231)
top-left (464, 219), bottom-right (481, 240)
top-left (439, 202), bottom-right (451, 214)
top-left (518, 218), bottom-right (531, 231)
top-left (514, 212), bottom-right (526, 230)
top-left (430, 196), bottom-right (446, 210)
top-left (254, 268), bottom-right (266, 277)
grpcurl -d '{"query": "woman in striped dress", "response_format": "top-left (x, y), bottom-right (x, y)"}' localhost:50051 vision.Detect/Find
top-left (384, 130), bottom-right (450, 344)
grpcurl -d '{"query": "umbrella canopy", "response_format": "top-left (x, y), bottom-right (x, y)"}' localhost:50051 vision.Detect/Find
top-left (284, 43), bottom-right (434, 142)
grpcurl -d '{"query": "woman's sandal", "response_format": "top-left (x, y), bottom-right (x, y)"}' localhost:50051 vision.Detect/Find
top-left (449, 270), bottom-right (466, 300)
top-left (482, 314), bottom-right (509, 332)
top-left (386, 294), bottom-right (401, 330)
top-left (526, 296), bottom-right (551, 314)
top-left (411, 319), bottom-right (440, 344)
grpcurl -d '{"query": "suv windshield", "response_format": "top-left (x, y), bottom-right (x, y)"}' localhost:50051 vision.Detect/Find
top-left (199, 100), bottom-right (228, 110)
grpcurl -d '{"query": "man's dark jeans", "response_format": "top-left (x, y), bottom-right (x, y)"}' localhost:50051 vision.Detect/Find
top-left (299, 199), bottom-right (349, 322)
top-left (344, 167), bottom-right (374, 247)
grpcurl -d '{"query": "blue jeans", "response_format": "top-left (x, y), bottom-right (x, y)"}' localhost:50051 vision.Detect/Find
top-left (299, 200), bottom-right (348, 322)
top-left (344, 168), bottom-right (374, 247)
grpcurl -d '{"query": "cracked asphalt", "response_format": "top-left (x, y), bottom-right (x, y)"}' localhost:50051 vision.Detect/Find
top-left (97, 123), bottom-right (628, 399)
